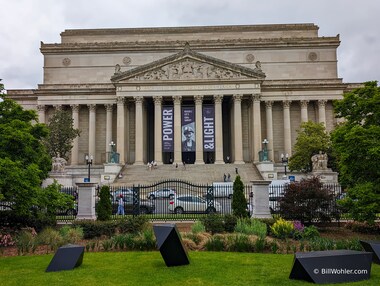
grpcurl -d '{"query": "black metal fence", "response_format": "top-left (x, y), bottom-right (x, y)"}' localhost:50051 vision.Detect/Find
top-left (57, 181), bottom-right (344, 222)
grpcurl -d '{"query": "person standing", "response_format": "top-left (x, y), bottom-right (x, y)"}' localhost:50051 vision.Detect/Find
top-left (117, 194), bottom-right (125, 215)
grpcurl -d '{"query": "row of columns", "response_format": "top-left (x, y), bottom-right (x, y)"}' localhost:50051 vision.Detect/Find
top-left (36, 98), bottom-right (328, 165)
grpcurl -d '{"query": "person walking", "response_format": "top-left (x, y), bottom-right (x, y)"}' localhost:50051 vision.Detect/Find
top-left (223, 173), bottom-right (227, 182)
top-left (117, 194), bottom-right (125, 215)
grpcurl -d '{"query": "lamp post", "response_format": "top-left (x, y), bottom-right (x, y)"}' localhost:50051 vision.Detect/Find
top-left (281, 153), bottom-right (289, 179)
top-left (109, 141), bottom-right (116, 163)
top-left (85, 154), bottom-right (93, 182)
top-left (262, 139), bottom-right (269, 161)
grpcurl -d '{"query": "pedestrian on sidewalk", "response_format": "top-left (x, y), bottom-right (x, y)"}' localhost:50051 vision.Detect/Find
top-left (183, 161), bottom-right (186, 170)
top-left (223, 173), bottom-right (226, 182)
top-left (227, 173), bottom-right (231, 182)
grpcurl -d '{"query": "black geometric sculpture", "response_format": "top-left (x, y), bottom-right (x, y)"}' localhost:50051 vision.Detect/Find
top-left (153, 224), bottom-right (189, 267)
top-left (46, 244), bottom-right (85, 272)
top-left (360, 240), bottom-right (380, 264)
top-left (289, 250), bottom-right (372, 284)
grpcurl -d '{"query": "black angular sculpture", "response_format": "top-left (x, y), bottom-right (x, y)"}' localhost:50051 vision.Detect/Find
top-left (46, 244), bottom-right (85, 272)
top-left (153, 224), bottom-right (189, 267)
top-left (289, 250), bottom-right (372, 284)
top-left (360, 240), bottom-right (380, 264)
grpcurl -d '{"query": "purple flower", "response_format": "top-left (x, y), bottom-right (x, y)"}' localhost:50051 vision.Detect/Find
top-left (293, 221), bottom-right (305, 232)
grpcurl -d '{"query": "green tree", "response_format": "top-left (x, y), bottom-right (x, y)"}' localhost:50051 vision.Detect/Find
top-left (96, 185), bottom-right (112, 221)
top-left (331, 81), bottom-right (380, 223)
top-left (231, 175), bottom-right (248, 218)
top-left (288, 121), bottom-right (331, 172)
top-left (44, 109), bottom-right (80, 160)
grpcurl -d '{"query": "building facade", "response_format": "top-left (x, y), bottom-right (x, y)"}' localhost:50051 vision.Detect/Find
top-left (9, 24), bottom-right (351, 167)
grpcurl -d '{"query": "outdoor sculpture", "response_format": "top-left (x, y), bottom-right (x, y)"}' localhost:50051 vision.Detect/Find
top-left (52, 156), bottom-right (67, 173)
top-left (311, 151), bottom-right (328, 171)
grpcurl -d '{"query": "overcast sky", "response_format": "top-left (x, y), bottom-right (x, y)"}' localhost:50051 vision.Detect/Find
top-left (1, 0), bottom-right (379, 91)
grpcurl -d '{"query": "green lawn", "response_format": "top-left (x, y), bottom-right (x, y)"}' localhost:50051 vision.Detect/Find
top-left (1, 251), bottom-right (379, 286)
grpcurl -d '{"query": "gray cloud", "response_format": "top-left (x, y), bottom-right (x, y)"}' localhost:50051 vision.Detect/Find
top-left (1, 0), bottom-right (379, 90)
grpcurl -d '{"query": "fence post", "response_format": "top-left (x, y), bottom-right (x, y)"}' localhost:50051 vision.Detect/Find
top-left (251, 180), bottom-right (272, 218)
top-left (75, 182), bottom-right (97, 220)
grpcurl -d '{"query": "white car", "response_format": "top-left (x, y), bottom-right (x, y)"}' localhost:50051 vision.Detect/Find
top-left (169, 195), bottom-right (221, 214)
top-left (147, 188), bottom-right (176, 200)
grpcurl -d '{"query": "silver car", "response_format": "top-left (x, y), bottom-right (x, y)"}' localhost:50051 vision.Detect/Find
top-left (147, 188), bottom-right (176, 200)
top-left (169, 195), bottom-right (221, 214)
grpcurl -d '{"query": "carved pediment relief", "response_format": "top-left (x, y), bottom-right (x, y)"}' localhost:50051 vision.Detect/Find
top-left (111, 43), bottom-right (265, 83)
top-left (133, 58), bottom-right (248, 81)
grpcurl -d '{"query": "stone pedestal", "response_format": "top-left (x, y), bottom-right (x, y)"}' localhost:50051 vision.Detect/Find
top-left (311, 170), bottom-right (338, 183)
top-left (42, 173), bottom-right (73, 188)
top-left (255, 162), bottom-right (276, 180)
top-left (76, 182), bottom-right (97, 220)
top-left (101, 163), bottom-right (123, 184)
top-left (251, 180), bottom-right (272, 218)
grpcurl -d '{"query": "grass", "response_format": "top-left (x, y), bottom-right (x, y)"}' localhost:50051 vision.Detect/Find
top-left (1, 251), bottom-right (379, 286)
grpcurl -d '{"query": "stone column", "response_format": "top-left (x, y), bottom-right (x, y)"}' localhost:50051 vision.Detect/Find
top-left (153, 96), bottom-right (163, 164)
top-left (134, 96), bottom-right (144, 165)
top-left (76, 182), bottom-right (97, 220)
top-left (105, 104), bottom-right (113, 154)
top-left (37, 105), bottom-right (46, 124)
top-left (88, 104), bottom-right (96, 163)
top-left (233, 94), bottom-right (244, 164)
top-left (70, 104), bottom-right (79, 165)
top-left (252, 94), bottom-right (262, 162)
top-left (300, 100), bottom-right (309, 123)
top-left (318, 100), bottom-right (327, 125)
top-left (251, 181), bottom-right (272, 218)
top-left (173, 96), bottom-right (182, 164)
top-left (194, 95), bottom-right (204, 164)
top-left (283, 100), bottom-right (292, 156)
top-left (116, 97), bottom-right (125, 165)
top-left (265, 101), bottom-right (274, 161)
top-left (214, 94), bottom-right (224, 164)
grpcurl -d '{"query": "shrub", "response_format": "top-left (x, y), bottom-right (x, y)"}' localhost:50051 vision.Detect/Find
top-left (191, 220), bottom-right (205, 234)
top-left (270, 218), bottom-right (294, 239)
top-left (200, 214), bottom-right (224, 234)
top-left (235, 218), bottom-right (267, 239)
top-left (117, 216), bottom-right (149, 234)
top-left (96, 185), bottom-right (112, 221)
top-left (227, 234), bottom-right (254, 252)
top-left (223, 214), bottom-right (237, 232)
top-left (16, 229), bottom-right (37, 255)
top-left (345, 221), bottom-right (380, 234)
top-left (279, 177), bottom-right (335, 224)
top-left (59, 225), bottom-right (84, 244)
top-left (72, 220), bottom-right (117, 239)
top-left (231, 176), bottom-right (248, 218)
top-left (37, 227), bottom-right (62, 253)
top-left (135, 228), bottom-right (156, 250)
top-left (302, 225), bottom-right (320, 239)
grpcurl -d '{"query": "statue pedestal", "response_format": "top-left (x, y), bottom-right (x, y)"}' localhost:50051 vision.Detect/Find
top-left (76, 182), bottom-right (97, 220)
top-left (311, 170), bottom-right (338, 183)
top-left (43, 173), bottom-right (73, 187)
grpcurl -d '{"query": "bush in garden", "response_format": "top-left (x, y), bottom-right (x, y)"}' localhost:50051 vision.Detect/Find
top-left (117, 216), bottom-right (149, 234)
top-left (37, 227), bottom-right (62, 253)
top-left (223, 214), bottom-right (238, 232)
top-left (231, 176), bottom-right (249, 218)
top-left (96, 185), bottom-right (112, 221)
top-left (16, 229), bottom-right (37, 255)
top-left (205, 234), bottom-right (225, 251)
top-left (302, 225), bottom-right (320, 239)
top-left (200, 214), bottom-right (224, 234)
top-left (72, 220), bottom-right (117, 239)
top-left (235, 218), bottom-right (267, 239)
top-left (270, 218), bottom-right (294, 239)
top-left (345, 221), bottom-right (380, 234)
top-left (59, 225), bottom-right (84, 244)
top-left (226, 234), bottom-right (254, 252)
top-left (279, 177), bottom-right (334, 224)
top-left (191, 220), bottom-right (205, 234)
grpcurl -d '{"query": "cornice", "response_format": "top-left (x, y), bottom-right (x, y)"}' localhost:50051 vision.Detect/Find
top-left (262, 79), bottom-right (347, 91)
top-left (40, 37), bottom-right (340, 54)
top-left (60, 24), bottom-right (319, 37)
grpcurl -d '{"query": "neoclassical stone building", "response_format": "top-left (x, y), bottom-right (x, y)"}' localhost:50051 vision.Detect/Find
top-left (9, 24), bottom-right (352, 168)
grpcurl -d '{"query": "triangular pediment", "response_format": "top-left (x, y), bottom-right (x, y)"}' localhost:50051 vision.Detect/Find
top-left (111, 43), bottom-right (265, 83)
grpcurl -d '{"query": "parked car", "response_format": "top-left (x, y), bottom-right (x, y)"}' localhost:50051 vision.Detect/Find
top-left (169, 195), bottom-right (221, 214)
top-left (111, 187), bottom-right (134, 201)
top-left (112, 194), bottom-right (155, 214)
top-left (211, 182), bottom-right (234, 199)
top-left (147, 188), bottom-right (176, 200)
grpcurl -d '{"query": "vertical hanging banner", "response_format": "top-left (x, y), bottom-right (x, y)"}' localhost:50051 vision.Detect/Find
top-left (181, 106), bottom-right (196, 152)
top-left (203, 105), bottom-right (215, 152)
top-left (162, 106), bottom-right (174, 152)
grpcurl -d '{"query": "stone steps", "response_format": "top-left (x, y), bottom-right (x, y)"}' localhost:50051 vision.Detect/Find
top-left (112, 163), bottom-right (263, 186)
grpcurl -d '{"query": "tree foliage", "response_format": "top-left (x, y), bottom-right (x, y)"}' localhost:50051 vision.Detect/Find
top-left (279, 177), bottom-right (336, 224)
top-left (96, 185), bottom-right (112, 221)
top-left (288, 121), bottom-right (331, 172)
top-left (331, 81), bottom-right (380, 223)
top-left (44, 109), bottom-right (80, 160)
top-left (231, 175), bottom-right (248, 218)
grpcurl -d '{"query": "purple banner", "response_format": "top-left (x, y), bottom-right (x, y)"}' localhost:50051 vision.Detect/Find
top-left (181, 106), bottom-right (196, 152)
top-left (162, 106), bottom-right (174, 152)
top-left (203, 105), bottom-right (215, 152)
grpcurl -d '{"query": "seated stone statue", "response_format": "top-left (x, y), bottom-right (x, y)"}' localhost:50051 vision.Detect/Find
top-left (311, 151), bottom-right (328, 171)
